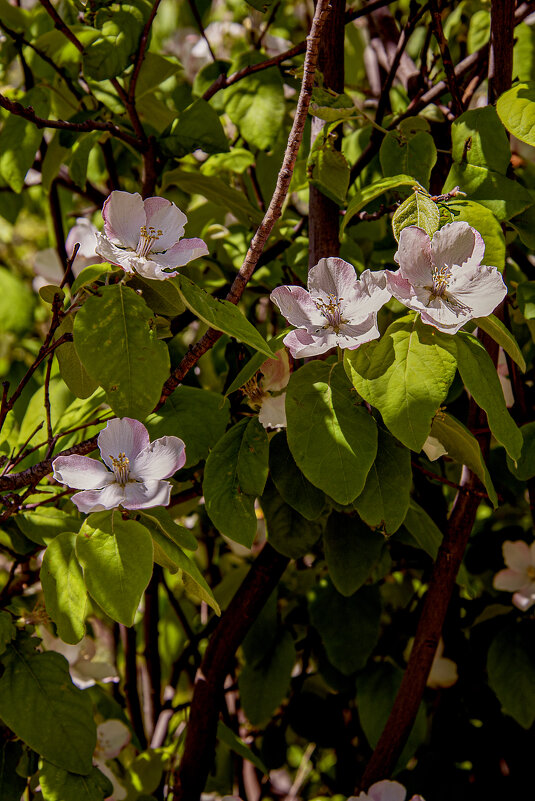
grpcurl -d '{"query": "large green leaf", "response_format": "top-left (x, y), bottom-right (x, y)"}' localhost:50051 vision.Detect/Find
top-left (145, 386), bottom-right (230, 468)
top-left (380, 128), bottom-right (437, 189)
top-left (237, 418), bottom-right (269, 497)
top-left (0, 267), bottom-right (35, 335)
top-left (323, 512), bottom-right (384, 597)
top-left (224, 52), bottom-right (285, 151)
top-left (487, 622), bottom-right (535, 728)
top-left (353, 427), bottom-right (412, 532)
top-left (446, 200), bottom-right (506, 271)
top-left (75, 512), bottom-right (153, 627)
top-left (161, 168), bottom-right (263, 225)
top-left (261, 478), bottom-right (322, 559)
top-left (0, 639), bottom-right (96, 774)
top-left (217, 722), bottom-right (267, 774)
top-left (308, 124), bottom-right (350, 205)
top-left (55, 316), bottom-right (99, 400)
top-left (442, 162), bottom-right (533, 222)
top-left (41, 532), bottom-right (88, 645)
top-left (0, 741), bottom-right (26, 801)
top-left (456, 333), bottom-right (523, 460)
top-left (341, 174), bottom-right (418, 235)
top-left (0, 88), bottom-right (49, 192)
top-left (39, 761), bottom-right (113, 801)
top-left (269, 433), bottom-right (325, 521)
top-left (506, 422), bottom-right (535, 481)
top-left (203, 419), bottom-right (258, 547)
top-left (138, 506), bottom-right (198, 551)
top-left (0, 612), bottom-right (15, 656)
top-left (176, 276), bottom-right (273, 358)
top-left (451, 107), bottom-right (511, 174)
top-left (309, 582), bottom-right (381, 676)
top-left (286, 362), bottom-right (377, 505)
top-left (496, 82), bottom-right (535, 147)
top-left (472, 314), bottom-right (526, 372)
top-left (345, 316), bottom-right (457, 452)
top-left (391, 191), bottom-right (440, 241)
top-left (239, 631), bottom-right (296, 726)
top-left (161, 98), bottom-right (229, 158)
top-left (16, 506), bottom-right (80, 546)
top-left (73, 284), bottom-right (170, 419)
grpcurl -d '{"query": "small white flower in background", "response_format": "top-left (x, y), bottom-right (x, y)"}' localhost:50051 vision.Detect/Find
top-left (243, 349), bottom-right (291, 429)
top-left (95, 190), bottom-right (208, 280)
top-left (493, 540), bottom-right (535, 611)
top-left (93, 719), bottom-right (131, 801)
top-left (348, 778), bottom-right (425, 801)
top-left (33, 218), bottom-right (100, 291)
top-left (386, 222), bottom-right (507, 334)
top-left (270, 258), bottom-right (391, 358)
top-left (52, 417), bottom-right (186, 513)
top-left (404, 636), bottom-right (458, 689)
top-left (39, 628), bottom-right (118, 689)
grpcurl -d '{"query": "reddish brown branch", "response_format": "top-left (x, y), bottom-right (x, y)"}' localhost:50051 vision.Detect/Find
top-left (429, 0), bottom-right (464, 115)
top-left (488, 0), bottom-right (516, 103)
top-left (128, 0), bottom-right (164, 102)
top-left (39, 0), bottom-right (84, 53)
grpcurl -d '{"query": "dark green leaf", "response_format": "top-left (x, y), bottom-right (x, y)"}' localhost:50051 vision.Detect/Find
top-left (391, 191), bottom-right (440, 240)
top-left (340, 174), bottom-right (419, 235)
top-left (323, 512), bottom-right (384, 596)
top-left (237, 418), bottom-right (269, 497)
top-left (380, 127), bottom-right (437, 188)
top-left (139, 506), bottom-right (197, 552)
top-left (269, 433), bottom-right (325, 521)
top-left (506, 422), bottom-right (535, 480)
top-left (496, 81), bottom-right (535, 147)
top-left (239, 631), bottom-right (296, 725)
top-left (261, 478), bottom-right (322, 559)
top-left (41, 532), bottom-right (88, 644)
top-left (451, 107), bottom-right (511, 174)
top-left (161, 98), bottom-right (229, 157)
top-left (161, 168), bottom-right (263, 225)
top-left (0, 88), bottom-right (49, 192)
top-left (487, 622), bottom-right (535, 728)
top-left (442, 162), bottom-right (533, 222)
top-left (216, 722), bottom-right (267, 774)
top-left (39, 761), bottom-right (113, 801)
top-left (517, 281), bottom-right (535, 320)
top-left (0, 612), bottom-right (15, 656)
top-left (55, 316), bottom-right (99, 400)
top-left (16, 506), bottom-right (80, 546)
top-left (0, 742), bottom-right (26, 801)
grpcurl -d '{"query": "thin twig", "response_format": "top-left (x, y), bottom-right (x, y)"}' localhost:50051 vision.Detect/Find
top-left (129, 0), bottom-right (165, 101)
top-left (120, 624), bottom-right (148, 749)
top-left (429, 0), bottom-right (464, 115)
top-left (143, 567), bottom-right (162, 738)
top-left (185, 0), bottom-right (216, 62)
top-left (43, 355), bottom-right (54, 458)
top-left (39, 0), bottom-right (84, 52)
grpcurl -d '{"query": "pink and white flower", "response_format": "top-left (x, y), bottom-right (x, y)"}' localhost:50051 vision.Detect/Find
top-left (349, 779), bottom-right (425, 801)
top-left (243, 349), bottom-right (291, 429)
top-left (33, 218), bottom-right (100, 291)
top-left (270, 258), bottom-right (390, 358)
top-left (39, 628), bottom-right (118, 689)
top-left (95, 191), bottom-right (208, 280)
top-left (52, 417), bottom-right (186, 513)
top-left (386, 222), bottom-right (507, 334)
top-left (93, 719), bottom-right (131, 801)
top-left (493, 540), bottom-right (535, 611)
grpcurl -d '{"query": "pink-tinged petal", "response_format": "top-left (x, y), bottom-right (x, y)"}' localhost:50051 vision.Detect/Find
top-left (102, 191), bottom-right (145, 250)
top-left (126, 255), bottom-right (174, 280)
top-left (65, 218), bottom-right (99, 260)
top-left (52, 455), bottom-right (113, 490)
top-left (513, 589), bottom-right (535, 611)
top-left (503, 539), bottom-right (531, 571)
top-left (260, 350), bottom-right (291, 392)
top-left (418, 302), bottom-right (469, 335)
top-left (270, 286), bottom-right (324, 330)
top-left (96, 720), bottom-right (131, 761)
top-left (308, 257), bottom-right (358, 300)
top-left (73, 659), bottom-right (118, 686)
top-left (368, 780), bottom-right (407, 801)
top-left (394, 226), bottom-right (433, 285)
top-left (70, 483), bottom-right (126, 513)
top-left (144, 197), bottom-right (187, 251)
top-left (422, 435), bottom-right (448, 461)
top-left (385, 270), bottom-right (419, 305)
top-left (355, 268), bottom-right (391, 307)
top-left (151, 238), bottom-right (209, 268)
top-left (258, 394), bottom-right (287, 429)
top-left (130, 435), bottom-right (186, 480)
top-left (283, 328), bottom-right (340, 358)
top-left (34, 248), bottom-right (63, 285)
top-left (493, 568), bottom-right (528, 592)
top-left (431, 221), bottom-right (480, 270)
top-left (338, 313), bottom-right (381, 347)
top-left (95, 234), bottom-right (136, 274)
top-left (121, 479), bottom-right (172, 509)
top-left (427, 654), bottom-right (458, 689)
top-left (98, 418), bottom-right (150, 470)
top-left (447, 264), bottom-right (507, 318)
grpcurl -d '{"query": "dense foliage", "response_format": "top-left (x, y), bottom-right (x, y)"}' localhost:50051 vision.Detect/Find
top-left (1, 0), bottom-right (535, 800)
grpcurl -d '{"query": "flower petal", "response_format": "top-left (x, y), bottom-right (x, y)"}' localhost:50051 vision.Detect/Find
top-left (512, 588), bottom-right (535, 611)
top-left (447, 263), bottom-right (507, 318)
top-left (259, 350), bottom-right (291, 392)
top-left (283, 328), bottom-right (339, 358)
top-left (394, 226), bottom-right (433, 286)
top-left (95, 234), bottom-right (135, 274)
top-left (368, 780), bottom-right (407, 801)
top-left (34, 248), bottom-right (63, 285)
top-left (431, 221), bottom-right (482, 269)
top-left (52, 455), bottom-right (113, 490)
top-left (503, 539), bottom-right (531, 572)
top-left (102, 191), bottom-right (145, 250)
top-left (144, 197), bottom-right (187, 251)
top-left (152, 238), bottom-right (209, 268)
top-left (70, 483), bottom-right (126, 513)
top-left (98, 418), bottom-right (150, 469)
top-left (65, 218), bottom-right (99, 261)
top-left (338, 313), bottom-right (381, 347)
top-left (96, 720), bottom-right (131, 760)
top-left (130, 435), bottom-right (186, 480)
top-left (270, 286), bottom-right (324, 330)
top-left (121, 479), bottom-right (172, 509)
top-left (258, 394), bottom-right (287, 429)
top-left (493, 568), bottom-right (528, 592)
top-left (308, 257), bottom-right (358, 300)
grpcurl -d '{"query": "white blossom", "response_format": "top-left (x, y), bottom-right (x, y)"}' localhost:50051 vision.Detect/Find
top-left (493, 540), bottom-right (535, 611)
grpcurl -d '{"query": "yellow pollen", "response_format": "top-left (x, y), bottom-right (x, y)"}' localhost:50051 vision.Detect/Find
top-left (136, 226), bottom-right (164, 257)
top-left (110, 452), bottom-right (130, 486)
top-left (527, 566), bottom-right (535, 580)
top-left (314, 293), bottom-right (347, 333)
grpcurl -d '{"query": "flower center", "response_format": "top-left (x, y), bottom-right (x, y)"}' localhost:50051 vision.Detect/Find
top-left (136, 226), bottom-right (163, 258)
top-left (426, 264), bottom-right (472, 312)
top-left (527, 566), bottom-right (535, 580)
top-left (315, 294), bottom-right (347, 333)
top-left (110, 452), bottom-right (130, 486)
top-left (242, 376), bottom-right (265, 408)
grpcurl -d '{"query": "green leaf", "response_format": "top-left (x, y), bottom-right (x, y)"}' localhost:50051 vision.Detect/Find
top-left (15, 506), bottom-right (80, 546)
top-left (467, 8), bottom-right (490, 53)
top-left (308, 124), bottom-right (350, 205)
top-left (261, 478), bottom-right (322, 559)
top-left (430, 413), bottom-right (498, 507)
top-left (451, 107), bottom-right (511, 174)
top-left (472, 314), bottom-right (526, 372)
top-left (286, 362), bottom-right (378, 505)
top-left (345, 316), bottom-right (457, 452)
top-left (55, 316), bottom-right (99, 400)
top-left (75, 512), bottom-right (153, 627)
top-left (340, 174), bottom-right (419, 235)
top-left (41, 532), bottom-right (88, 645)
top-left (239, 631), bottom-right (296, 725)
top-left (81, 2), bottom-right (150, 80)
top-left (0, 640), bottom-right (96, 774)
top-left (73, 284), bottom-right (170, 419)
top-left (0, 266), bottom-right (35, 336)
top-left (269, 433), bottom-right (325, 521)
top-left (134, 52), bottom-right (182, 99)
top-left (309, 582), bottom-right (381, 675)
top-left (380, 128), bottom-right (437, 189)
top-left (216, 722), bottom-right (267, 774)
top-left (236, 418), bottom-right (269, 496)
top-left (517, 281), bottom-right (535, 320)
top-left (456, 333), bottom-right (523, 460)
top-left (401, 500), bottom-right (443, 560)
top-left (244, 0), bottom-right (277, 11)
top-left (39, 761), bottom-right (113, 801)
top-left (128, 275), bottom-right (186, 316)
top-left (161, 168), bottom-right (263, 225)
top-left (224, 52), bottom-right (285, 151)
top-left (138, 506), bottom-right (197, 552)
top-left (391, 191), bottom-right (440, 241)
top-left (200, 148), bottom-right (255, 177)
top-left (71, 264), bottom-right (116, 295)
top-left (161, 98), bottom-right (229, 158)
top-left (0, 88), bottom-right (49, 192)
top-left (176, 276), bottom-right (272, 358)
top-left (446, 200), bottom-right (506, 271)
top-left (224, 332), bottom-right (288, 397)
top-left (0, 612), bottom-right (15, 656)
top-left (39, 285), bottom-right (65, 305)
top-left (496, 81), bottom-right (535, 147)
top-left (309, 88), bottom-right (356, 122)
top-left (442, 162), bottom-right (533, 222)
top-left (145, 385), bottom-right (230, 468)
top-left (513, 24), bottom-right (535, 82)
top-left (203, 419), bottom-right (257, 547)
top-left (487, 622), bottom-right (535, 728)
top-left (353, 427), bottom-right (412, 532)
top-left (70, 132), bottom-right (101, 191)
top-left (0, 741), bottom-right (26, 801)
top-left (323, 512), bottom-right (384, 596)
top-left (506, 422), bottom-right (535, 480)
